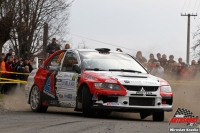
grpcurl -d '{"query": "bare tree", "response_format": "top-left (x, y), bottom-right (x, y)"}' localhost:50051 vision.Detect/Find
top-left (76, 40), bottom-right (90, 49)
top-left (0, 0), bottom-right (17, 61)
top-left (2, 0), bottom-right (73, 58)
top-left (192, 28), bottom-right (200, 59)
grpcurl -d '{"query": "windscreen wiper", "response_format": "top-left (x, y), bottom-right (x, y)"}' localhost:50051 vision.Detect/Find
top-left (85, 68), bottom-right (107, 71)
top-left (109, 69), bottom-right (142, 73)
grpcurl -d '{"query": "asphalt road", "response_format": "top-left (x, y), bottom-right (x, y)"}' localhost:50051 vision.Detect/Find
top-left (0, 83), bottom-right (199, 133)
top-left (0, 107), bottom-right (175, 133)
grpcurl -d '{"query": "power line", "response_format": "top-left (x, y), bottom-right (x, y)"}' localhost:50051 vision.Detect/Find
top-left (185, 0), bottom-right (191, 13)
top-left (182, 0), bottom-right (188, 13)
top-left (70, 33), bottom-right (186, 61)
top-left (70, 33), bottom-right (149, 54)
top-left (196, 1), bottom-right (200, 13)
top-left (192, 0), bottom-right (198, 13)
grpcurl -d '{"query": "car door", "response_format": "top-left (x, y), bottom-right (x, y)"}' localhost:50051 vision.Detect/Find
top-left (41, 51), bottom-right (65, 102)
top-left (55, 51), bottom-right (79, 107)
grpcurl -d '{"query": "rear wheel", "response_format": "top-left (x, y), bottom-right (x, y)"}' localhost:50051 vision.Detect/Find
top-left (82, 85), bottom-right (94, 117)
top-left (30, 85), bottom-right (48, 112)
top-left (152, 111), bottom-right (164, 121)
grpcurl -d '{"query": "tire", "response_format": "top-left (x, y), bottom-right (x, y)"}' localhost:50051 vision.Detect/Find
top-left (82, 85), bottom-right (94, 117)
top-left (152, 111), bottom-right (164, 121)
top-left (30, 85), bottom-right (48, 112)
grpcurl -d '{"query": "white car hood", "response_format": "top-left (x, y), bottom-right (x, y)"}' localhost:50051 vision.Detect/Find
top-left (88, 71), bottom-right (161, 86)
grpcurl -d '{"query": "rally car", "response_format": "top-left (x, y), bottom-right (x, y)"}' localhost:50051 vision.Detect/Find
top-left (25, 48), bottom-right (173, 121)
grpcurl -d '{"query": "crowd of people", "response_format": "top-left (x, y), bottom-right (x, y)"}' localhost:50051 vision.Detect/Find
top-left (0, 38), bottom-right (69, 81)
top-left (0, 37), bottom-right (199, 93)
top-left (0, 38), bottom-right (71, 94)
top-left (0, 49), bottom-right (33, 81)
top-left (134, 51), bottom-right (200, 80)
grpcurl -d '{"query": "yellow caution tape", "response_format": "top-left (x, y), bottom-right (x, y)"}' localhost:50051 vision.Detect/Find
top-left (0, 82), bottom-right (27, 84)
top-left (0, 71), bottom-right (30, 75)
top-left (0, 78), bottom-right (27, 83)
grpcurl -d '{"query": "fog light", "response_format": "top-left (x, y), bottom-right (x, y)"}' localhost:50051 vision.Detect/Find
top-left (123, 101), bottom-right (128, 105)
top-left (157, 102), bottom-right (161, 105)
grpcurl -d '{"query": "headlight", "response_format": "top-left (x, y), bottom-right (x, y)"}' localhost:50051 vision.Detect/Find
top-left (94, 83), bottom-right (122, 90)
top-left (161, 86), bottom-right (172, 93)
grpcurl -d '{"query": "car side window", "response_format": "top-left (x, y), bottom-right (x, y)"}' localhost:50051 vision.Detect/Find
top-left (61, 52), bottom-right (78, 72)
top-left (45, 52), bottom-right (65, 70)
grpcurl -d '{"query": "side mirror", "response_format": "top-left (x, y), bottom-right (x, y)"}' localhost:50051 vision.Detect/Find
top-left (32, 57), bottom-right (38, 69)
top-left (72, 64), bottom-right (81, 74)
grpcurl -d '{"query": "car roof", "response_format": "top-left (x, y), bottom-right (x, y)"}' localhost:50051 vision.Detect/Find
top-left (64, 49), bottom-right (123, 54)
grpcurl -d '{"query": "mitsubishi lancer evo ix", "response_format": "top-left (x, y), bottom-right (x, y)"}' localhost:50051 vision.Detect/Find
top-left (25, 48), bottom-right (173, 121)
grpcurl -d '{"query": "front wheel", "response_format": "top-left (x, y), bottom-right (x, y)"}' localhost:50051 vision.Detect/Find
top-left (82, 85), bottom-right (94, 117)
top-left (30, 85), bottom-right (48, 112)
top-left (152, 111), bottom-right (164, 121)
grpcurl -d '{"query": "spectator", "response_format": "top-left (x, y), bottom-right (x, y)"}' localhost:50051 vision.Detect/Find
top-left (147, 53), bottom-right (157, 72)
top-left (151, 62), bottom-right (164, 78)
top-left (135, 51), bottom-right (147, 65)
top-left (21, 66), bottom-right (30, 81)
top-left (196, 59), bottom-right (200, 77)
top-left (191, 60), bottom-right (197, 77)
top-left (180, 63), bottom-right (193, 80)
top-left (65, 43), bottom-right (71, 49)
top-left (168, 55), bottom-right (176, 64)
top-left (0, 53), bottom-right (6, 77)
top-left (178, 57), bottom-right (182, 64)
top-left (23, 57), bottom-right (33, 72)
top-left (5, 56), bottom-right (14, 78)
top-left (4, 48), bottom-right (13, 62)
top-left (14, 58), bottom-right (22, 79)
top-left (160, 54), bottom-right (168, 68)
top-left (16, 59), bottom-right (25, 80)
top-left (157, 53), bottom-right (162, 63)
top-left (46, 38), bottom-right (60, 55)
top-left (175, 63), bottom-right (182, 80)
top-left (166, 55), bottom-right (176, 74)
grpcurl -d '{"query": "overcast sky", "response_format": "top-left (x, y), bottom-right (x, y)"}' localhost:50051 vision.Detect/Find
top-left (67, 0), bottom-right (200, 63)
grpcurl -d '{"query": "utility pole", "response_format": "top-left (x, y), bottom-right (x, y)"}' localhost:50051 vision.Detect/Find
top-left (181, 13), bottom-right (197, 64)
top-left (43, 23), bottom-right (48, 59)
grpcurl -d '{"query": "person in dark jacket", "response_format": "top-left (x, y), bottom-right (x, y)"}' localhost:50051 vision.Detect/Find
top-left (21, 66), bottom-right (30, 81)
top-left (23, 57), bottom-right (33, 72)
top-left (46, 38), bottom-right (60, 55)
top-left (4, 49), bottom-right (13, 62)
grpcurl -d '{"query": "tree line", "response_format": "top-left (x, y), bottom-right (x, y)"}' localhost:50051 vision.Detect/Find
top-left (0, 0), bottom-right (72, 60)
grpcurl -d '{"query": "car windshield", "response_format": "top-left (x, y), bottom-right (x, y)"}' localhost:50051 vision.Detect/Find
top-left (79, 51), bottom-right (147, 73)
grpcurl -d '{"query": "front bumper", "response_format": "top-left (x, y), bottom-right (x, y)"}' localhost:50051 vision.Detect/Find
top-left (92, 91), bottom-right (173, 112)
top-left (91, 105), bottom-right (173, 112)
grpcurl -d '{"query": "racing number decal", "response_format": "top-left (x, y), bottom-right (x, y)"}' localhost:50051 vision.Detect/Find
top-left (43, 71), bottom-right (56, 98)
